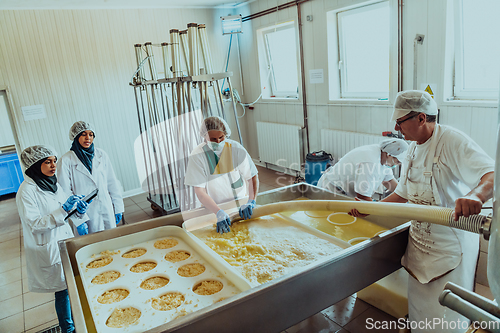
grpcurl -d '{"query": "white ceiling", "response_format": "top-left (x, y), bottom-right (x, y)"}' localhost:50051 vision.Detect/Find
top-left (0, 0), bottom-right (250, 10)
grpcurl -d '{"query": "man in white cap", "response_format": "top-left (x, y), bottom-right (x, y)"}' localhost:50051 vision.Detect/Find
top-left (317, 138), bottom-right (408, 200)
top-left (352, 90), bottom-right (494, 333)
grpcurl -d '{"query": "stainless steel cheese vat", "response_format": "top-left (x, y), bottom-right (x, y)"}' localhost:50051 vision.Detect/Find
top-left (59, 183), bottom-right (409, 333)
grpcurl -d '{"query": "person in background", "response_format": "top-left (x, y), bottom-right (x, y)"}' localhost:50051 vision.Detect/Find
top-left (16, 145), bottom-right (90, 333)
top-left (185, 116), bottom-right (259, 233)
top-left (351, 90), bottom-right (494, 333)
top-left (57, 121), bottom-right (124, 234)
top-left (317, 138), bottom-right (408, 201)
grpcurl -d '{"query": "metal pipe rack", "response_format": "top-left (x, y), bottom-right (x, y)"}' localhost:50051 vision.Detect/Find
top-left (60, 183), bottom-right (409, 333)
top-left (130, 24), bottom-right (244, 216)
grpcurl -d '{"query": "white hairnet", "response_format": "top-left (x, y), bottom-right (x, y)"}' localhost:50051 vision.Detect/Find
top-left (69, 121), bottom-right (95, 141)
top-left (391, 90), bottom-right (438, 121)
top-left (20, 145), bottom-right (58, 169)
top-left (379, 138), bottom-right (408, 163)
top-left (199, 116), bottom-right (231, 138)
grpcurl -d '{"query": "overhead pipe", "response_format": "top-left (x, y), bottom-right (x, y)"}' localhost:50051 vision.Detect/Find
top-left (242, 0), bottom-right (310, 22)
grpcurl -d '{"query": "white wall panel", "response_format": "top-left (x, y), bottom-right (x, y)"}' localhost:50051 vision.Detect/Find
top-left (0, 8), bottom-right (226, 192)
top-left (469, 107), bottom-right (498, 158)
top-left (340, 106), bottom-right (356, 132)
top-left (236, 0), bottom-right (497, 166)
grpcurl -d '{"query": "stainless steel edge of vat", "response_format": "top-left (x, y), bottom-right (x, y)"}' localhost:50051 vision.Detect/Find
top-left (59, 183), bottom-right (410, 333)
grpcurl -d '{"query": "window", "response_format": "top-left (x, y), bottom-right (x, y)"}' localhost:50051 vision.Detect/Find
top-left (257, 22), bottom-right (299, 99)
top-left (453, 0), bottom-right (500, 100)
top-left (327, 1), bottom-right (392, 100)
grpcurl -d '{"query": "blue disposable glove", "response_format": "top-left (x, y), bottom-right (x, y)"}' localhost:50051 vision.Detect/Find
top-left (62, 195), bottom-right (84, 212)
top-left (76, 200), bottom-right (89, 214)
top-left (239, 200), bottom-right (256, 220)
top-left (115, 213), bottom-right (123, 225)
top-left (216, 209), bottom-right (231, 234)
top-left (77, 222), bottom-right (88, 236)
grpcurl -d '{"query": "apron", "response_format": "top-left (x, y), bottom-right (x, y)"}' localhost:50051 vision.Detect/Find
top-left (401, 125), bottom-right (462, 283)
top-left (202, 142), bottom-right (245, 204)
top-left (401, 125), bottom-right (478, 332)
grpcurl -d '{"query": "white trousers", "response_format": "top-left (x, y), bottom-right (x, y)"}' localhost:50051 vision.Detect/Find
top-left (407, 237), bottom-right (479, 333)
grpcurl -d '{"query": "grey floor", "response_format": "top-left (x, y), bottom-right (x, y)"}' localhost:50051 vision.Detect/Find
top-left (0, 165), bottom-right (493, 333)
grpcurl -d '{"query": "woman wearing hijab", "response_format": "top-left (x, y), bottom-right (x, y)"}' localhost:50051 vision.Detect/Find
top-left (57, 121), bottom-right (124, 234)
top-left (16, 145), bottom-right (90, 333)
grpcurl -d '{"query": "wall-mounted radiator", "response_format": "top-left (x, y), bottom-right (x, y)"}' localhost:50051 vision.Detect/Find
top-left (321, 129), bottom-right (385, 162)
top-left (256, 122), bottom-right (303, 171)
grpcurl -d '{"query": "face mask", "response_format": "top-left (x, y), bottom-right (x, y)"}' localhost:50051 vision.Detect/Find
top-left (208, 140), bottom-right (225, 151)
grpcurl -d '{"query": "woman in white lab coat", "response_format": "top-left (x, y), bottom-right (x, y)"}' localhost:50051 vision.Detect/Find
top-left (57, 121), bottom-right (124, 234)
top-left (317, 138), bottom-right (408, 200)
top-left (185, 116), bottom-right (259, 234)
top-left (16, 145), bottom-right (90, 333)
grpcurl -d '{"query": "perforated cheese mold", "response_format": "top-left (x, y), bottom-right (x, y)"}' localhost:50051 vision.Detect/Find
top-left (76, 226), bottom-right (251, 333)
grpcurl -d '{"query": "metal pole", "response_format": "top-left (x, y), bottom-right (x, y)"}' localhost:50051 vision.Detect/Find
top-left (134, 87), bottom-right (151, 196)
top-left (215, 79), bottom-right (225, 119)
top-left (134, 44), bottom-right (144, 85)
top-left (443, 282), bottom-right (500, 319)
top-left (162, 42), bottom-right (172, 79)
top-left (179, 30), bottom-right (190, 76)
top-left (226, 77), bottom-right (243, 144)
top-left (170, 29), bottom-right (182, 79)
top-left (159, 84), bottom-right (175, 209)
top-left (188, 23), bottom-right (199, 77)
top-left (439, 290), bottom-right (500, 333)
top-left (198, 24), bottom-right (213, 74)
top-left (413, 34), bottom-right (425, 90)
top-left (144, 42), bottom-right (158, 81)
top-left (297, 2), bottom-right (310, 159)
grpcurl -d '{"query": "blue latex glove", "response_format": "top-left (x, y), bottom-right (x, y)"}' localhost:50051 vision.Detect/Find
top-left (115, 213), bottom-right (123, 225)
top-left (62, 195), bottom-right (84, 212)
top-left (77, 222), bottom-right (88, 236)
top-left (239, 200), bottom-right (256, 220)
top-left (216, 209), bottom-right (231, 234)
top-left (76, 200), bottom-right (89, 214)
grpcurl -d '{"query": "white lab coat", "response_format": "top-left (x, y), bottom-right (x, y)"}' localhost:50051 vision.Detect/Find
top-left (317, 144), bottom-right (394, 197)
top-left (395, 124), bottom-right (494, 333)
top-left (57, 148), bottom-right (124, 233)
top-left (184, 139), bottom-right (258, 207)
top-left (16, 177), bottom-right (88, 293)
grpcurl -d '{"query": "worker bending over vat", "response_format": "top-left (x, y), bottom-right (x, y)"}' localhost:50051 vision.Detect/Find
top-left (317, 138), bottom-right (408, 201)
top-left (16, 145), bottom-right (91, 333)
top-left (351, 90), bottom-right (494, 333)
top-left (185, 116), bottom-right (259, 234)
top-left (58, 121), bottom-right (124, 235)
